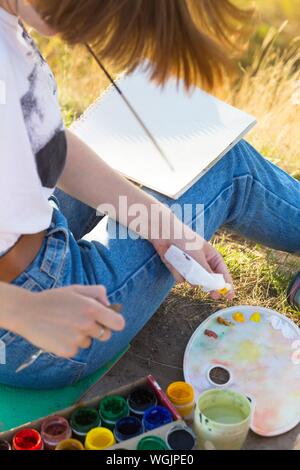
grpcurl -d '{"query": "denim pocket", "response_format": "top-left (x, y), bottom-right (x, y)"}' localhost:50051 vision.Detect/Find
top-left (0, 334), bottom-right (87, 389)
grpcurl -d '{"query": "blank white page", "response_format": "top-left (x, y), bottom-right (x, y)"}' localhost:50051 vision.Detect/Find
top-left (72, 69), bottom-right (256, 198)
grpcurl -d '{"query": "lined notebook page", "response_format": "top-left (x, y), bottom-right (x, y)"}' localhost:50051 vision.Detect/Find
top-left (72, 70), bottom-right (256, 198)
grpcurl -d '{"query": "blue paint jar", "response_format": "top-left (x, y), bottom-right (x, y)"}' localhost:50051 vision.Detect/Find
top-left (114, 416), bottom-right (143, 442)
top-left (142, 406), bottom-right (173, 432)
top-left (127, 387), bottom-right (157, 419)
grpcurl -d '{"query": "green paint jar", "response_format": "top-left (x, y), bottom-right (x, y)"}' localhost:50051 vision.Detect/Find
top-left (137, 436), bottom-right (168, 451)
top-left (70, 407), bottom-right (101, 442)
top-left (99, 395), bottom-right (129, 430)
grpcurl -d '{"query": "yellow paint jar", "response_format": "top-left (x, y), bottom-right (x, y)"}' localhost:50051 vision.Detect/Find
top-left (166, 382), bottom-right (195, 421)
top-left (55, 439), bottom-right (84, 450)
top-left (85, 427), bottom-right (115, 450)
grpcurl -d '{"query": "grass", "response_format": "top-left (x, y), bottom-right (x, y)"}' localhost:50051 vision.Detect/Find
top-left (33, 2), bottom-right (300, 324)
top-left (174, 232), bottom-right (299, 325)
top-left (228, 31), bottom-right (300, 178)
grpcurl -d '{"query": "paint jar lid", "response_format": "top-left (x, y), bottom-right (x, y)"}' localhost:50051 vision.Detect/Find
top-left (99, 395), bottom-right (129, 423)
top-left (13, 429), bottom-right (43, 451)
top-left (166, 381), bottom-right (194, 406)
top-left (142, 406), bottom-right (173, 431)
top-left (128, 387), bottom-right (157, 415)
top-left (85, 427), bottom-right (115, 450)
top-left (41, 415), bottom-right (72, 449)
top-left (114, 416), bottom-right (143, 442)
top-left (137, 436), bottom-right (168, 451)
top-left (55, 439), bottom-right (85, 450)
top-left (70, 407), bottom-right (100, 434)
top-left (0, 439), bottom-right (11, 451)
top-left (166, 424), bottom-right (196, 450)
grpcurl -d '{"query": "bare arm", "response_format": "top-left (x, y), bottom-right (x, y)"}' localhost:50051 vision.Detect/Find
top-left (58, 130), bottom-right (233, 295)
top-left (0, 282), bottom-right (31, 333)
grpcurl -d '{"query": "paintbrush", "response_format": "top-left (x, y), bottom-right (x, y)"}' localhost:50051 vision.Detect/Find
top-left (85, 44), bottom-right (175, 172)
top-left (15, 304), bottom-right (123, 373)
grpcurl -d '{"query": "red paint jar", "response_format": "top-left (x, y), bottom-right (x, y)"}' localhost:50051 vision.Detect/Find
top-left (13, 429), bottom-right (43, 451)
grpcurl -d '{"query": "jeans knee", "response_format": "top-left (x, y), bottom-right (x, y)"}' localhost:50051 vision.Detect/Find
top-left (226, 139), bottom-right (266, 180)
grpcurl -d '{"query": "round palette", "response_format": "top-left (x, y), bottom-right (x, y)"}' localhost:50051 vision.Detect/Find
top-left (183, 305), bottom-right (300, 437)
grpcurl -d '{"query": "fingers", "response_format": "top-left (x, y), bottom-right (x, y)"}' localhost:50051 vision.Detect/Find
top-left (77, 325), bottom-right (113, 351)
top-left (80, 299), bottom-right (125, 346)
top-left (95, 286), bottom-right (111, 307)
top-left (78, 336), bottom-right (92, 349)
top-left (214, 256), bottom-right (234, 287)
top-left (89, 299), bottom-right (125, 331)
top-left (73, 285), bottom-right (125, 342)
top-left (84, 321), bottom-right (113, 342)
top-left (97, 327), bottom-right (112, 342)
top-left (72, 284), bottom-right (110, 306)
top-left (74, 285), bottom-right (125, 331)
top-left (215, 262), bottom-right (234, 299)
top-left (163, 260), bottom-right (186, 284)
top-left (210, 291), bottom-right (222, 301)
top-left (208, 253), bottom-right (235, 301)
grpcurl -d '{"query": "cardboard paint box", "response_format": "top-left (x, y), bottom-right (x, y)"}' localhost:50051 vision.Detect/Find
top-left (110, 420), bottom-right (185, 450)
top-left (0, 376), bottom-right (182, 449)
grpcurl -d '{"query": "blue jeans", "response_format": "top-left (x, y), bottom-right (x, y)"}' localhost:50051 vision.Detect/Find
top-left (1, 140), bottom-right (300, 389)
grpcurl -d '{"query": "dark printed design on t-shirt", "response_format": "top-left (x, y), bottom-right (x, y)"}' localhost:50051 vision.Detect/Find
top-left (20, 27), bottom-right (67, 189)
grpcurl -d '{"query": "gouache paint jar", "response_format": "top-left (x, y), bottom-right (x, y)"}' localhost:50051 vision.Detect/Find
top-left (194, 389), bottom-right (251, 450)
top-left (55, 439), bottom-right (84, 450)
top-left (41, 415), bottom-right (72, 450)
top-left (13, 429), bottom-right (43, 451)
top-left (166, 424), bottom-right (196, 450)
top-left (70, 407), bottom-right (101, 442)
top-left (142, 406), bottom-right (173, 432)
top-left (166, 381), bottom-right (195, 421)
top-left (114, 416), bottom-right (143, 442)
top-left (99, 395), bottom-right (129, 430)
top-left (85, 427), bottom-right (115, 450)
top-left (127, 387), bottom-right (157, 418)
top-left (137, 436), bottom-right (168, 451)
top-left (0, 439), bottom-right (11, 451)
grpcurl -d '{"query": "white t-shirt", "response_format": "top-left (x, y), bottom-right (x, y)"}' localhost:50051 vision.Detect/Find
top-left (0, 8), bottom-right (67, 254)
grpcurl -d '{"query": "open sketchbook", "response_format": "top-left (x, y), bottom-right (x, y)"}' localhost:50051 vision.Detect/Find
top-left (72, 69), bottom-right (256, 199)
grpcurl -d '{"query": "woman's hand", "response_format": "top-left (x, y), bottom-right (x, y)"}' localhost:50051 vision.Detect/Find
top-left (15, 285), bottom-right (125, 358)
top-left (151, 221), bottom-right (234, 301)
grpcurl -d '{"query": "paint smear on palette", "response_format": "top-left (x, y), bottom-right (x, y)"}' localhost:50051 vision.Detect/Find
top-left (184, 306), bottom-right (300, 436)
top-left (250, 312), bottom-right (261, 323)
top-left (217, 317), bottom-right (233, 327)
top-left (236, 340), bottom-right (262, 363)
top-left (232, 312), bottom-right (245, 323)
top-left (204, 329), bottom-right (218, 339)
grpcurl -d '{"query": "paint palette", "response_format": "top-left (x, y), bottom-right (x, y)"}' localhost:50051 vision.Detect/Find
top-left (184, 306), bottom-right (300, 437)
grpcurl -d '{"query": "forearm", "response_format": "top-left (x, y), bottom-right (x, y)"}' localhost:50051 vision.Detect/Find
top-left (59, 130), bottom-right (180, 240)
top-left (0, 282), bottom-right (32, 333)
